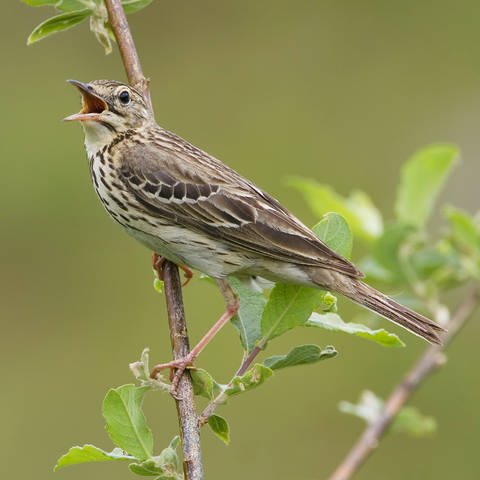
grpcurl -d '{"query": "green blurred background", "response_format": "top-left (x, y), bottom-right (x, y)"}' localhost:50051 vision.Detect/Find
top-left (3, 1), bottom-right (480, 479)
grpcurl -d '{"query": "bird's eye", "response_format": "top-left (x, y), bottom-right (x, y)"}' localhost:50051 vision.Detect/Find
top-left (119, 90), bottom-right (130, 105)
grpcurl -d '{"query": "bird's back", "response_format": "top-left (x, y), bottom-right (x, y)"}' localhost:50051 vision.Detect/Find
top-left (88, 124), bottom-right (362, 283)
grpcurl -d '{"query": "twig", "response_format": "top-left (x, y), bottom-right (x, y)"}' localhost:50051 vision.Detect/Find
top-left (162, 262), bottom-right (204, 480)
top-left (103, 2), bottom-right (203, 478)
top-left (199, 344), bottom-right (263, 425)
top-left (328, 286), bottom-right (480, 480)
top-left (104, 0), bottom-right (153, 112)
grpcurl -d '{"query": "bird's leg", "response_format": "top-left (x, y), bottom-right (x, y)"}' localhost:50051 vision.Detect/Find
top-left (150, 278), bottom-right (239, 393)
top-left (179, 264), bottom-right (193, 287)
top-left (152, 252), bottom-right (193, 286)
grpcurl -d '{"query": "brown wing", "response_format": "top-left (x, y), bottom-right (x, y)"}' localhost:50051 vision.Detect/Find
top-left (118, 128), bottom-right (362, 278)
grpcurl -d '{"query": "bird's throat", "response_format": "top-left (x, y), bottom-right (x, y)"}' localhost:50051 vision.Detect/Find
top-left (82, 122), bottom-right (116, 158)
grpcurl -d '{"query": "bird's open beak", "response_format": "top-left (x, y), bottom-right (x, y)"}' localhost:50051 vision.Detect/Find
top-left (64, 79), bottom-right (108, 122)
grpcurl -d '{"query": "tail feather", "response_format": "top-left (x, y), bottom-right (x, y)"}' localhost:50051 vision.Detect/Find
top-left (326, 276), bottom-right (445, 344)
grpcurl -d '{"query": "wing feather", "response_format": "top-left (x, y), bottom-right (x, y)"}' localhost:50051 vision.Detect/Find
top-left (117, 129), bottom-right (362, 278)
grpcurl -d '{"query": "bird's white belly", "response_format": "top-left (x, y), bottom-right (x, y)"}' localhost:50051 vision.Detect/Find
top-left (123, 223), bottom-right (254, 278)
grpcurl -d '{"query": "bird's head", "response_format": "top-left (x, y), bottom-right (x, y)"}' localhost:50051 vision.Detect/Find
top-left (65, 79), bottom-right (152, 137)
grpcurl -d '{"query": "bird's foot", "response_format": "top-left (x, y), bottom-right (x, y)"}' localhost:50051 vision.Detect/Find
top-left (151, 253), bottom-right (193, 286)
top-left (152, 252), bottom-right (166, 279)
top-left (150, 351), bottom-right (197, 396)
top-left (179, 264), bottom-right (193, 286)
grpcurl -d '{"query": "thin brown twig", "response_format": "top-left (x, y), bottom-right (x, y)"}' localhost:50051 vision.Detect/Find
top-left (104, 0), bottom-right (153, 112)
top-left (199, 344), bottom-right (263, 425)
top-left (328, 286), bottom-right (480, 480)
top-left (103, 2), bottom-right (203, 478)
top-left (162, 262), bottom-right (204, 480)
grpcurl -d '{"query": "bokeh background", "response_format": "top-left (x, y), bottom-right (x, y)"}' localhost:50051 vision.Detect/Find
top-left (3, 1), bottom-right (480, 479)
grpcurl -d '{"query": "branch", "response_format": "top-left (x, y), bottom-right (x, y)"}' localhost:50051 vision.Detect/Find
top-left (103, 2), bottom-right (203, 478)
top-left (199, 344), bottom-right (263, 425)
top-left (328, 286), bottom-right (480, 480)
top-left (104, 0), bottom-right (153, 112)
top-left (162, 262), bottom-right (204, 480)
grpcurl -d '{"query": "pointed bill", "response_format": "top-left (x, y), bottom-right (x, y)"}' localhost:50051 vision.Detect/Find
top-left (64, 79), bottom-right (108, 122)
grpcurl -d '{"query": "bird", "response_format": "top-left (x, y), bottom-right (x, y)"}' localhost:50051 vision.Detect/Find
top-left (65, 79), bottom-right (444, 380)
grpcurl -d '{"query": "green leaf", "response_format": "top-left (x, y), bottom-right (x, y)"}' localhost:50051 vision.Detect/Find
top-left (346, 190), bottom-right (383, 240)
top-left (190, 368), bottom-right (222, 400)
top-left (395, 144), bottom-right (459, 227)
top-left (289, 177), bottom-right (383, 243)
top-left (358, 256), bottom-right (396, 284)
top-left (56, 0), bottom-right (90, 12)
top-left (316, 290), bottom-right (338, 312)
top-left (22, 0), bottom-right (154, 13)
top-left (228, 215), bottom-right (345, 353)
top-left (306, 312), bottom-right (405, 347)
top-left (54, 445), bottom-right (133, 471)
top-left (122, 0), bottom-right (154, 14)
top-left (258, 214), bottom-right (347, 343)
top-left (129, 348), bottom-right (152, 383)
top-left (224, 364), bottom-right (273, 397)
top-left (445, 206), bottom-right (480, 255)
top-left (153, 278), bottom-right (164, 293)
top-left (130, 437), bottom-right (182, 478)
top-left (261, 284), bottom-right (323, 341)
top-left (419, 241), bottom-right (465, 287)
top-left (392, 406), bottom-right (437, 437)
top-left (208, 415), bottom-right (230, 445)
top-left (154, 436), bottom-right (181, 478)
top-left (90, 13), bottom-right (114, 54)
top-left (339, 390), bottom-right (383, 424)
top-left (313, 213), bottom-right (353, 259)
top-left (259, 210), bottom-right (350, 343)
top-left (229, 277), bottom-right (265, 353)
top-left (340, 391), bottom-right (436, 438)
top-left (22, 0), bottom-right (58, 6)
top-left (129, 460), bottom-right (165, 476)
top-left (410, 244), bottom-right (453, 281)
top-left (372, 223), bottom-right (416, 280)
top-left (27, 9), bottom-right (91, 45)
top-left (263, 344), bottom-right (337, 370)
top-left (102, 384), bottom-right (153, 461)
top-left (129, 462), bottom-right (180, 478)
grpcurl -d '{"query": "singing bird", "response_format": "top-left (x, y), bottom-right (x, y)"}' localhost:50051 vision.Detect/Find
top-left (65, 79), bottom-right (444, 379)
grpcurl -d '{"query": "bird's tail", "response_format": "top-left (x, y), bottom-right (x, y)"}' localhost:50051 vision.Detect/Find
top-left (321, 274), bottom-right (445, 344)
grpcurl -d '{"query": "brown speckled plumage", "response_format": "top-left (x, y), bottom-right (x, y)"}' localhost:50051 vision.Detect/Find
top-left (66, 79), bottom-right (444, 344)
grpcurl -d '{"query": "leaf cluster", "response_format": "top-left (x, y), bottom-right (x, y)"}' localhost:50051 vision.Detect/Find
top-left (55, 384), bottom-right (183, 479)
top-left (22, 0), bottom-right (153, 53)
top-left (292, 143), bottom-right (480, 437)
top-left (291, 144), bottom-right (479, 313)
top-left (340, 390), bottom-right (437, 437)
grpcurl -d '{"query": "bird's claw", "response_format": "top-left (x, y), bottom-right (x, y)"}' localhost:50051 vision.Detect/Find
top-left (152, 253), bottom-right (166, 280)
top-left (180, 265), bottom-right (193, 286)
top-left (150, 352), bottom-right (196, 396)
top-left (151, 253), bottom-right (193, 286)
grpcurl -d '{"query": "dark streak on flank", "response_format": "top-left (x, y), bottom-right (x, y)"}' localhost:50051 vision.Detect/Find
top-left (100, 176), bottom-right (112, 192)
